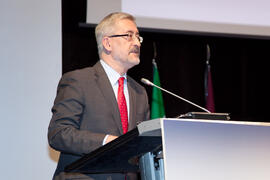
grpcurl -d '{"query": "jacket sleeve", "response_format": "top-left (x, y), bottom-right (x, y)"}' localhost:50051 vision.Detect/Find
top-left (47, 72), bottom-right (106, 156)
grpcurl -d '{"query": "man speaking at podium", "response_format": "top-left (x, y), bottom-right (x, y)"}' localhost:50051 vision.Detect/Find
top-left (48, 12), bottom-right (150, 180)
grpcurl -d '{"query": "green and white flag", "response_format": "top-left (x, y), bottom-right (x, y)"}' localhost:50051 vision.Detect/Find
top-left (151, 60), bottom-right (165, 119)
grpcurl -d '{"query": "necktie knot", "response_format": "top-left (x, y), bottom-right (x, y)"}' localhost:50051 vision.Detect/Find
top-left (118, 77), bottom-right (125, 87)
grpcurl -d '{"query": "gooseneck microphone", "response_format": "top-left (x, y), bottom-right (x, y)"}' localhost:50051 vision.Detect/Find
top-left (141, 78), bottom-right (211, 113)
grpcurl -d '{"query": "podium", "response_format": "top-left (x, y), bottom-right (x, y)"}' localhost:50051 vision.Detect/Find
top-left (65, 118), bottom-right (270, 180)
top-left (65, 119), bottom-right (162, 174)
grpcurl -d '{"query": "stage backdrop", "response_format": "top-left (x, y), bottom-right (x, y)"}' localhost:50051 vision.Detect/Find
top-left (87, 0), bottom-right (270, 38)
top-left (0, 0), bottom-right (61, 179)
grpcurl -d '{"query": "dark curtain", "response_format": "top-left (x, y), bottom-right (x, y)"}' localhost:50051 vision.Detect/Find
top-left (62, 0), bottom-right (270, 122)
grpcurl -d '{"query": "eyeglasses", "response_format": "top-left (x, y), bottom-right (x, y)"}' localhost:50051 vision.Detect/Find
top-left (108, 33), bottom-right (143, 43)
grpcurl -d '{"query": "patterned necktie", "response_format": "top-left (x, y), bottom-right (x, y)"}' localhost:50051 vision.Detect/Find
top-left (117, 77), bottom-right (128, 134)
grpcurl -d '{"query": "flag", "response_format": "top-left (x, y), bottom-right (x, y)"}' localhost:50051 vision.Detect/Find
top-left (151, 60), bottom-right (165, 119)
top-left (204, 61), bottom-right (215, 113)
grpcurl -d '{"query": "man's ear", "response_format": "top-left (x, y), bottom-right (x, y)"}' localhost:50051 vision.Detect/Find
top-left (102, 37), bottom-right (112, 53)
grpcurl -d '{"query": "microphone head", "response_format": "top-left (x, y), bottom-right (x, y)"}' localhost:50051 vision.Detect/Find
top-left (141, 78), bottom-right (153, 86)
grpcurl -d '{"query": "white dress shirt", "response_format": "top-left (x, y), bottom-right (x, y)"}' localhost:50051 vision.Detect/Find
top-left (100, 60), bottom-right (130, 144)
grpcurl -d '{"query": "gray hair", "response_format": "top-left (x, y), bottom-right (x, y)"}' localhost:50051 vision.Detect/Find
top-left (95, 12), bottom-right (136, 57)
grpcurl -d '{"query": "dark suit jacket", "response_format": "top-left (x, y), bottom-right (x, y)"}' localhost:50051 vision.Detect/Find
top-left (48, 61), bottom-right (150, 180)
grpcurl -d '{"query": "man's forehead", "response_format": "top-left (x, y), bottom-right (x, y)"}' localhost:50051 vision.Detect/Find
top-left (115, 19), bottom-right (139, 33)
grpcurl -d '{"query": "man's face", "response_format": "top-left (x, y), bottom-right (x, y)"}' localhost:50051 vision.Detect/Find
top-left (109, 19), bottom-right (141, 70)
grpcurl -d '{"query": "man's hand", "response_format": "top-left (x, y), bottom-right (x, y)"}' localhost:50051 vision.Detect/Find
top-left (105, 135), bottom-right (118, 144)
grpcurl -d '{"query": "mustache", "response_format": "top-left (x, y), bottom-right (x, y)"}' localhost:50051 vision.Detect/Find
top-left (130, 46), bottom-right (140, 54)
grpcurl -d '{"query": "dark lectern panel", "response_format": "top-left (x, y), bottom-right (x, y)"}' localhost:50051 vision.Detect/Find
top-left (65, 128), bottom-right (162, 173)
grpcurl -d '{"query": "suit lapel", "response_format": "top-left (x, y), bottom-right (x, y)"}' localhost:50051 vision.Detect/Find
top-left (127, 77), bottom-right (137, 130)
top-left (93, 62), bottom-right (123, 134)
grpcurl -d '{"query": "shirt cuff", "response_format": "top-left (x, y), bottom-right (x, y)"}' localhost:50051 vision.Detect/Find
top-left (102, 134), bottom-right (109, 145)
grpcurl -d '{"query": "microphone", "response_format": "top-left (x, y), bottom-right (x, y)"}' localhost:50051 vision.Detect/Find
top-left (141, 78), bottom-right (211, 113)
